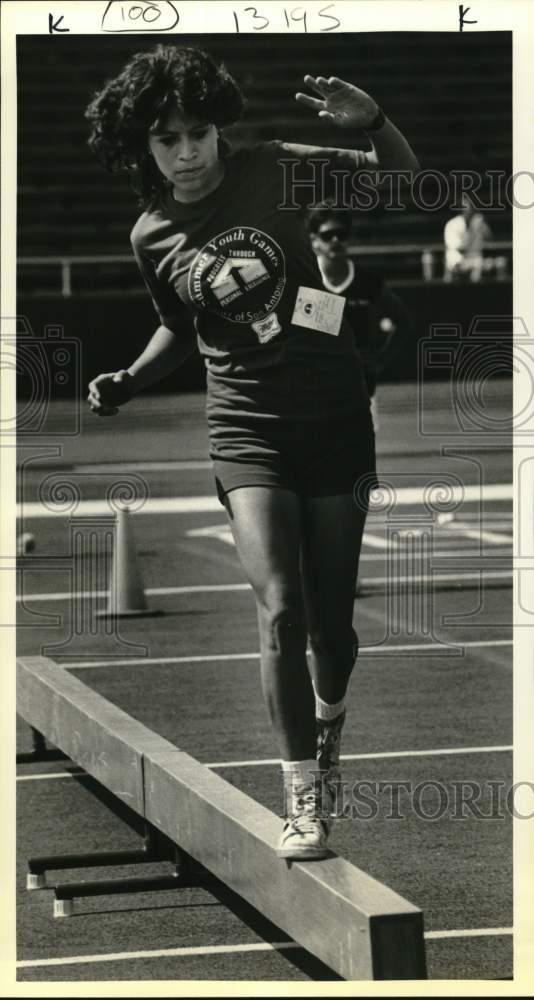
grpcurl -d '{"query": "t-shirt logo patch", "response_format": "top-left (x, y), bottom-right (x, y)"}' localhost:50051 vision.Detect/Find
top-left (188, 227), bottom-right (286, 325)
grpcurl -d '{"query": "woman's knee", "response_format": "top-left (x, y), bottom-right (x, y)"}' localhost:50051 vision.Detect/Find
top-left (308, 624), bottom-right (359, 665)
top-left (257, 587), bottom-right (306, 653)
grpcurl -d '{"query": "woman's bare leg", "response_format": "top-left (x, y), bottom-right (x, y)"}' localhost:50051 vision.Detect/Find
top-left (223, 485), bottom-right (315, 761)
top-left (300, 493), bottom-right (367, 702)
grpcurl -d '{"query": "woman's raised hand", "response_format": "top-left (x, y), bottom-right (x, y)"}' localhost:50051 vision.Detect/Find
top-left (295, 75), bottom-right (379, 129)
top-left (87, 370), bottom-right (133, 416)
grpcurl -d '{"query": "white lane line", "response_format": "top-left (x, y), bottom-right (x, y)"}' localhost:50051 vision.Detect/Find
top-left (187, 524), bottom-right (234, 545)
top-left (364, 639), bottom-right (512, 651)
top-left (449, 520), bottom-right (513, 530)
top-left (72, 460), bottom-right (212, 473)
top-left (189, 526), bottom-right (512, 553)
top-left (64, 638), bottom-right (512, 671)
top-left (425, 927), bottom-right (512, 940)
top-left (361, 533), bottom-right (390, 549)
top-left (359, 534), bottom-right (508, 554)
top-left (359, 548), bottom-right (511, 560)
top-left (17, 583), bottom-right (251, 603)
top-left (68, 652), bottom-right (261, 669)
top-left (59, 459), bottom-right (511, 479)
top-left (36, 450), bottom-right (513, 475)
top-left (16, 940), bottom-right (299, 969)
top-left (361, 571), bottom-right (512, 584)
top-left (446, 525), bottom-right (512, 546)
top-left (18, 496), bottom-right (220, 518)
top-left (16, 482), bottom-right (513, 519)
top-left (16, 927), bottom-right (514, 968)
top-left (207, 745), bottom-right (513, 768)
top-left (16, 745), bottom-right (513, 781)
top-left (16, 570), bottom-right (512, 604)
top-left (448, 513), bottom-right (513, 522)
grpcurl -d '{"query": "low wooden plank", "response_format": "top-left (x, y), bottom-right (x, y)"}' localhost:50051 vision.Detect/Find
top-left (17, 656), bottom-right (427, 980)
top-left (144, 751), bottom-right (427, 980)
top-left (17, 656), bottom-right (177, 815)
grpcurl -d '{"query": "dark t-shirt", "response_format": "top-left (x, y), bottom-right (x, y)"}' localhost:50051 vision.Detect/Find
top-left (345, 264), bottom-right (383, 308)
top-left (345, 264), bottom-right (384, 362)
top-left (319, 262), bottom-right (385, 395)
top-left (130, 140), bottom-right (370, 379)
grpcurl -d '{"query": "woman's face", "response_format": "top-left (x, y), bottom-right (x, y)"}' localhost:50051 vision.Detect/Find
top-left (148, 108), bottom-right (221, 201)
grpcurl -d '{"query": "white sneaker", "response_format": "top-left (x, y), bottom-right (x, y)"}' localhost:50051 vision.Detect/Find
top-left (276, 780), bottom-right (331, 860)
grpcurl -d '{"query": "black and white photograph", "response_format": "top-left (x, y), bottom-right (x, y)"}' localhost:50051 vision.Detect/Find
top-left (2, 0), bottom-right (533, 990)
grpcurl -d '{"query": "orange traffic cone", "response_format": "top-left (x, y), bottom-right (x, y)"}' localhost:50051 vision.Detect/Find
top-left (97, 507), bottom-right (162, 618)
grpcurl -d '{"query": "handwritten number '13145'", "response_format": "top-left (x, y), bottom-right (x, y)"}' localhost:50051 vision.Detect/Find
top-left (232, 5), bottom-right (341, 33)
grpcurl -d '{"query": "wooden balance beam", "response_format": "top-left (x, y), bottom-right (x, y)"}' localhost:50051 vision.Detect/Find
top-left (17, 655), bottom-right (427, 980)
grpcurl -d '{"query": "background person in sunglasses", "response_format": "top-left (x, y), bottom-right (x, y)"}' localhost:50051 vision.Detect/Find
top-left (307, 204), bottom-right (413, 425)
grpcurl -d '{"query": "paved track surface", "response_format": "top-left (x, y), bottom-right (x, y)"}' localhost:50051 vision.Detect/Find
top-left (15, 381), bottom-right (513, 981)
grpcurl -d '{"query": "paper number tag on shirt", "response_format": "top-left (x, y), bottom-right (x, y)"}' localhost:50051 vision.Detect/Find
top-left (291, 286), bottom-right (345, 337)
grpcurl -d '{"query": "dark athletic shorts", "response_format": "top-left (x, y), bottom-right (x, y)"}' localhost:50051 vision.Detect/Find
top-left (206, 358), bottom-right (379, 508)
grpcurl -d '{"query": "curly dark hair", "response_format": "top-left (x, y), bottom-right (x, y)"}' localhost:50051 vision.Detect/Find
top-left (85, 45), bottom-right (245, 205)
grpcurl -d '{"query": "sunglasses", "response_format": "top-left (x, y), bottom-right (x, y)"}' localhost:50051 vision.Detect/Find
top-left (317, 229), bottom-right (349, 242)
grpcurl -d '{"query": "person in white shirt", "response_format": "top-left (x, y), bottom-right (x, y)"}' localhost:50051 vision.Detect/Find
top-left (443, 195), bottom-right (492, 283)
